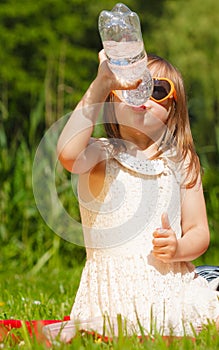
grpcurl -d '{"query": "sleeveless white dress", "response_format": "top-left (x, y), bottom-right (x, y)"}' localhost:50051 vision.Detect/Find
top-left (44, 146), bottom-right (219, 341)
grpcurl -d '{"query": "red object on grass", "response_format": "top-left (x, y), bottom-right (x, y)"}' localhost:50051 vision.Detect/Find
top-left (0, 316), bottom-right (196, 346)
top-left (0, 316), bottom-right (71, 344)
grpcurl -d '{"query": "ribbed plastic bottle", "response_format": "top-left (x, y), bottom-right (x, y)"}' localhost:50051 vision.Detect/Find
top-left (98, 3), bottom-right (153, 106)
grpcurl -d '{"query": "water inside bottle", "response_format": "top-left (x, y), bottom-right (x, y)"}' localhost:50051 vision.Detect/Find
top-left (103, 41), bottom-right (144, 61)
top-left (122, 70), bottom-right (154, 106)
top-left (103, 41), bottom-right (147, 81)
top-left (103, 41), bottom-right (153, 105)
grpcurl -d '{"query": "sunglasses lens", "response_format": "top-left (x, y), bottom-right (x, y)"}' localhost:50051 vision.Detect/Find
top-left (152, 80), bottom-right (171, 101)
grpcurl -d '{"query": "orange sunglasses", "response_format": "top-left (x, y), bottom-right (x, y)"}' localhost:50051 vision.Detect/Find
top-left (113, 77), bottom-right (177, 104)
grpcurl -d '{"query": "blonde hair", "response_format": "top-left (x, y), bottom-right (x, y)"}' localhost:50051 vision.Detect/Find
top-left (103, 54), bottom-right (200, 188)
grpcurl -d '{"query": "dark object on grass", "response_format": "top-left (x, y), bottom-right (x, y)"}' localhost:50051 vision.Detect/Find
top-left (195, 265), bottom-right (219, 291)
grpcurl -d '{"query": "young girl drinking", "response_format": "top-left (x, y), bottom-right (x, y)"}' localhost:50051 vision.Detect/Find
top-left (54, 50), bottom-right (219, 338)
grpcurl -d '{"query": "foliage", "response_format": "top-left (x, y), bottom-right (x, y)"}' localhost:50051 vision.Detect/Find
top-left (1, 0), bottom-right (148, 132)
top-left (147, 0), bottom-right (219, 167)
top-left (0, 110), bottom-right (85, 273)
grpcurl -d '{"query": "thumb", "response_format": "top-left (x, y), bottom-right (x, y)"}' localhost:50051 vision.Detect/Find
top-left (161, 212), bottom-right (170, 230)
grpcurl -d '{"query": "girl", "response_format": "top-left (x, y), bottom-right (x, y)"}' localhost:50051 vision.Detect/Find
top-left (53, 50), bottom-right (219, 338)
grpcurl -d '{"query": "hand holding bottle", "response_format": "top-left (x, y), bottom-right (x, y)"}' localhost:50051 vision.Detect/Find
top-left (97, 49), bottom-right (143, 94)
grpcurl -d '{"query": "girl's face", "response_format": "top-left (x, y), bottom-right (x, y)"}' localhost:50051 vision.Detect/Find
top-left (113, 93), bottom-right (174, 147)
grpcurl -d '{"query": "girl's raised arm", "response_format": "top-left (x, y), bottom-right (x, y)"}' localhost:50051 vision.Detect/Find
top-left (57, 51), bottom-right (111, 174)
top-left (57, 50), bottom-right (141, 174)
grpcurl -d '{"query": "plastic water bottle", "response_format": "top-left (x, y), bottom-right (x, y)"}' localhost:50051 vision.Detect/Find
top-left (98, 3), bottom-right (153, 106)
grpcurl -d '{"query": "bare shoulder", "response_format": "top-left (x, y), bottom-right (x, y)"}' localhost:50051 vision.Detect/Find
top-left (78, 138), bottom-right (109, 201)
top-left (59, 137), bottom-right (108, 174)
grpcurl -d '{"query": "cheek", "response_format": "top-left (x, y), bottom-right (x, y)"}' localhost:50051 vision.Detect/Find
top-left (153, 104), bottom-right (171, 124)
top-left (114, 103), bottom-right (130, 124)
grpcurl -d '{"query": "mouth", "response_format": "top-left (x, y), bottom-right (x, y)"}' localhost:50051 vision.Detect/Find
top-left (131, 105), bottom-right (146, 112)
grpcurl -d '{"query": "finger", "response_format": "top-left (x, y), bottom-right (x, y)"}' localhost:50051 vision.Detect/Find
top-left (161, 212), bottom-right (170, 230)
top-left (152, 237), bottom-right (168, 247)
top-left (152, 250), bottom-right (167, 258)
top-left (119, 78), bottom-right (142, 90)
top-left (98, 49), bottom-right (107, 62)
top-left (153, 247), bottom-right (168, 254)
top-left (153, 230), bottom-right (169, 238)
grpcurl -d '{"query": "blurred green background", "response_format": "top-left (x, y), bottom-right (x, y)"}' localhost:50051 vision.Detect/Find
top-left (0, 0), bottom-right (218, 288)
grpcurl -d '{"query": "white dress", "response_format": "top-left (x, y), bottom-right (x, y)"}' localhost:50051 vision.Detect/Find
top-left (44, 147), bottom-right (219, 341)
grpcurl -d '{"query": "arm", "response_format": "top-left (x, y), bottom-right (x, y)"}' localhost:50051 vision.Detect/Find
top-left (152, 174), bottom-right (210, 263)
top-left (57, 50), bottom-right (141, 174)
top-left (57, 51), bottom-right (110, 174)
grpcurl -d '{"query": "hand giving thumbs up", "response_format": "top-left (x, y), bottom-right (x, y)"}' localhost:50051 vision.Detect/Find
top-left (152, 212), bottom-right (178, 263)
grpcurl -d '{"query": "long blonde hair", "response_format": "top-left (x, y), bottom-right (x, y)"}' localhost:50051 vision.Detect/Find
top-left (103, 54), bottom-right (200, 188)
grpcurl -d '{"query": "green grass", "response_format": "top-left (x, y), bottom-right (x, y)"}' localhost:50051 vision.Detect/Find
top-left (0, 269), bottom-right (218, 350)
top-left (0, 266), bottom-right (219, 349)
top-left (0, 267), bottom-right (81, 321)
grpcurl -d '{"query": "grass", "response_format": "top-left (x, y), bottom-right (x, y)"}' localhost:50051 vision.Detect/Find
top-left (0, 266), bottom-right (219, 349)
top-left (0, 267), bottom-right (80, 321)
top-left (0, 269), bottom-right (218, 349)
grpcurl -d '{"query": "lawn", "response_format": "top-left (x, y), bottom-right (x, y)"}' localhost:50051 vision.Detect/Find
top-left (0, 260), bottom-right (218, 349)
